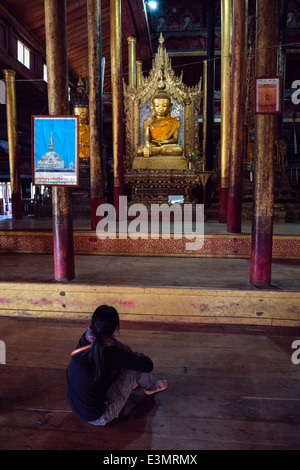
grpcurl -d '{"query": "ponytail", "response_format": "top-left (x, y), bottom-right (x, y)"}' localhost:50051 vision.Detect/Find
top-left (86, 305), bottom-right (120, 381)
top-left (88, 336), bottom-right (105, 381)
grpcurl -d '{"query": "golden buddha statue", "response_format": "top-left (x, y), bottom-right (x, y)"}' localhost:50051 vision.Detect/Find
top-left (138, 88), bottom-right (183, 158)
top-left (74, 106), bottom-right (90, 159)
top-left (133, 87), bottom-right (187, 170)
top-left (124, 33), bottom-right (202, 201)
top-left (73, 78), bottom-right (90, 160)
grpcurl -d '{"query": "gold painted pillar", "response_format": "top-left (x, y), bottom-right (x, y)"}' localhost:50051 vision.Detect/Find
top-left (110, 0), bottom-right (124, 217)
top-left (205, 0), bottom-right (215, 172)
top-left (128, 36), bottom-right (137, 88)
top-left (44, 0), bottom-right (75, 281)
top-left (227, 0), bottom-right (248, 233)
top-left (136, 60), bottom-right (143, 87)
top-left (3, 69), bottom-right (22, 219)
top-left (250, 0), bottom-right (277, 286)
top-left (219, 0), bottom-right (232, 223)
top-left (87, 0), bottom-right (105, 230)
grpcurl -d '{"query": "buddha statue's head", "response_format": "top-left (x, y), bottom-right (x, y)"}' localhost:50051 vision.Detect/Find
top-left (151, 88), bottom-right (172, 118)
top-left (73, 77), bottom-right (89, 124)
top-left (74, 106), bottom-right (89, 125)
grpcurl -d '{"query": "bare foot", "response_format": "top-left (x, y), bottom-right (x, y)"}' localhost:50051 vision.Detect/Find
top-left (144, 380), bottom-right (168, 395)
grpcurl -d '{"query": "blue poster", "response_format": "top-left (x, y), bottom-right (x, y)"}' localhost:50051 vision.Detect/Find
top-left (32, 116), bottom-right (79, 186)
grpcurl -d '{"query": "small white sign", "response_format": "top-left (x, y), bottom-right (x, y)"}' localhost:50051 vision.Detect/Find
top-left (0, 340), bottom-right (6, 364)
top-left (0, 80), bottom-right (5, 104)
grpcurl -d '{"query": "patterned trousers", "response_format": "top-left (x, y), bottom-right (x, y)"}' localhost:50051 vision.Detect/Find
top-left (88, 369), bottom-right (158, 426)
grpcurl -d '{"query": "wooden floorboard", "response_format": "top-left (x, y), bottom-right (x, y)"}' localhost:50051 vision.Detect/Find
top-left (0, 316), bottom-right (300, 451)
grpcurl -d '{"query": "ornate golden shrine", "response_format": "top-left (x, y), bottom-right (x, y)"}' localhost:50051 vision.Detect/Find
top-left (123, 34), bottom-right (203, 207)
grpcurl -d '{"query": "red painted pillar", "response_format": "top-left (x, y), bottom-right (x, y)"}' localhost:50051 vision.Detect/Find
top-left (110, 0), bottom-right (124, 219)
top-left (44, 0), bottom-right (75, 281)
top-left (227, 0), bottom-right (248, 233)
top-left (250, 0), bottom-right (277, 286)
top-left (52, 189), bottom-right (75, 280)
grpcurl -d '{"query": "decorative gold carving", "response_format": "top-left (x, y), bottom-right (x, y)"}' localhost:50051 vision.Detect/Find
top-left (125, 169), bottom-right (199, 208)
top-left (275, 138), bottom-right (288, 169)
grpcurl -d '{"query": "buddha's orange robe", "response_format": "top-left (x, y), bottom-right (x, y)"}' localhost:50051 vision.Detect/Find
top-left (79, 125), bottom-right (90, 158)
top-left (150, 116), bottom-right (181, 143)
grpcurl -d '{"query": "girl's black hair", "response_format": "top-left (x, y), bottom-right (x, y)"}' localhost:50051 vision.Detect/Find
top-left (88, 305), bottom-right (120, 381)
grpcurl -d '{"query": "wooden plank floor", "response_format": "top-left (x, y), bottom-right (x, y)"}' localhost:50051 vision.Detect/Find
top-left (0, 316), bottom-right (300, 450)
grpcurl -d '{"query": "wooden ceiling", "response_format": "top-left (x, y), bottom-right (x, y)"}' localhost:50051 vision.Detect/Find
top-left (1, 0), bottom-right (299, 94)
top-left (0, 0), bottom-right (154, 147)
top-left (0, 0), bottom-right (299, 150)
top-left (0, 0), bottom-right (152, 92)
top-left (0, 0), bottom-right (225, 91)
top-left (0, 0), bottom-right (209, 147)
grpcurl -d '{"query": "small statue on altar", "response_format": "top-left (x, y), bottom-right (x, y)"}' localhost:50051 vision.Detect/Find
top-left (75, 106), bottom-right (90, 159)
top-left (137, 86), bottom-right (183, 158)
top-left (73, 78), bottom-right (90, 160)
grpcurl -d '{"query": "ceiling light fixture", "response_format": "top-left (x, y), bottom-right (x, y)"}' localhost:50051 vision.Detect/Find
top-left (148, 1), bottom-right (158, 9)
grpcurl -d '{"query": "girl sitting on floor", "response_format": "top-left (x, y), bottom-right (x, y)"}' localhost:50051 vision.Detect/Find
top-left (67, 305), bottom-right (167, 426)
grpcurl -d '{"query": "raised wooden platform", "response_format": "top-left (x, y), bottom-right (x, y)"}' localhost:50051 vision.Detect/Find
top-left (0, 254), bottom-right (299, 327)
top-left (0, 218), bottom-right (299, 327)
top-left (1, 281), bottom-right (300, 327)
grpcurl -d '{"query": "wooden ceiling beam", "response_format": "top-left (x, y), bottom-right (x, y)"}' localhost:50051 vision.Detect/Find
top-left (121, 0), bottom-right (151, 61)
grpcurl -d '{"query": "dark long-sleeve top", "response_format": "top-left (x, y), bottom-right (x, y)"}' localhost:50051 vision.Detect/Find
top-left (67, 333), bottom-right (153, 422)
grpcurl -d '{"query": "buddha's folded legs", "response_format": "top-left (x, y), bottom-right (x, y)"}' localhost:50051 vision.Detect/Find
top-left (159, 145), bottom-right (183, 156)
top-left (137, 144), bottom-right (183, 157)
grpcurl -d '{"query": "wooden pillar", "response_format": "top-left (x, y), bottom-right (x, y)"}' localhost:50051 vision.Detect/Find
top-left (277, 0), bottom-right (288, 137)
top-left (3, 69), bottom-right (22, 220)
top-left (44, 0), bottom-right (75, 281)
top-left (110, 0), bottom-right (124, 218)
top-left (227, 0), bottom-right (248, 233)
top-left (205, 0), bottom-right (215, 171)
top-left (128, 36), bottom-right (137, 88)
top-left (219, 0), bottom-right (232, 223)
top-left (250, 0), bottom-right (277, 286)
top-left (87, 0), bottom-right (105, 230)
